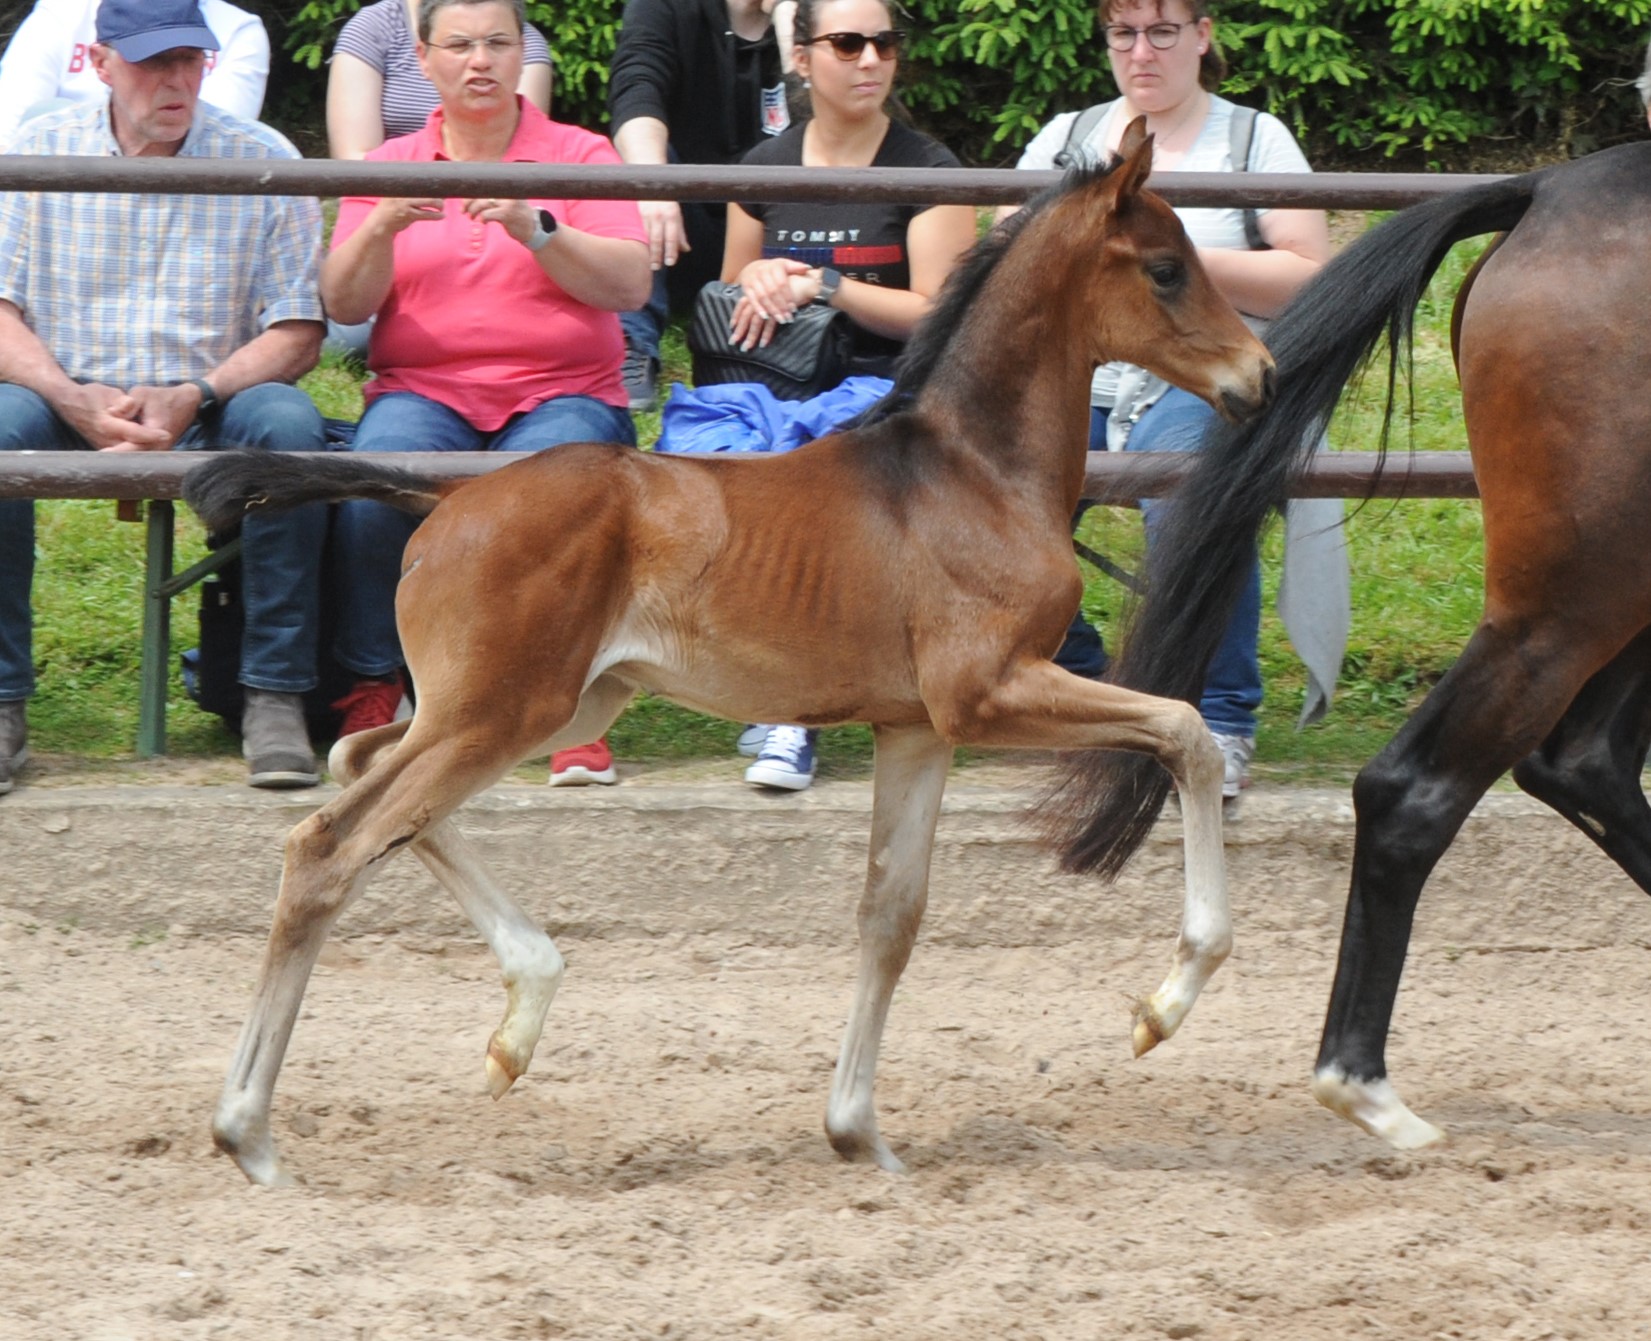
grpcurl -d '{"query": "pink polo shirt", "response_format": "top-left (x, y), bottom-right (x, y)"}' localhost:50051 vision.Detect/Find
top-left (333, 101), bottom-right (646, 429)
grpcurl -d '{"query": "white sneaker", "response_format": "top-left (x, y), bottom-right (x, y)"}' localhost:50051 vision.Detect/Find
top-left (744, 725), bottom-right (817, 791)
top-left (736, 723), bottom-right (773, 758)
top-left (1211, 731), bottom-right (1254, 811)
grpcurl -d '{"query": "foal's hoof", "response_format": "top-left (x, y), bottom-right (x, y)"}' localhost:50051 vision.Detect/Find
top-left (826, 1126), bottom-right (908, 1174)
top-left (212, 1117), bottom-right (298, 1188)
top-left (1131, 1001), bottom-right (1167, 1058)
top-left (484, 1043), bottom-right (522, 1100)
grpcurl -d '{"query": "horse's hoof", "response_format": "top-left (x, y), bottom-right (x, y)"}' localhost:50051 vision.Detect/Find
top-left (1131, 1003), bottom-right (1167, 1058)
top-left (1312, 1067), bottom-right (1446, 1150)
top-left (826, 1125), bottom-right (908, 1174)
top-left (484, 1045), bottom-right (520, 1100)
top-left (212, 1119), bottom-right (297, 1188)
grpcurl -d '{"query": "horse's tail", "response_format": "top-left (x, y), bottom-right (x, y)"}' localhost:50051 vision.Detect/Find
top-left (1043, 165), bottom-right (1549, 879)
top-left (183, 449), bottom-right (457, 533)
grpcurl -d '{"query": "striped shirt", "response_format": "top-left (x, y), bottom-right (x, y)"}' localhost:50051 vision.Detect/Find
top-left (0, 99), bottom-right (322, 387)
top-left (333, 0), bottom-right (554, 140)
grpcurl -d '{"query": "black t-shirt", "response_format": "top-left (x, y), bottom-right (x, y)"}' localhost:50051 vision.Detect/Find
top-left (740, 120), bottom-right (962, 372)
top-left (731, 34), bottom-right (789, 147)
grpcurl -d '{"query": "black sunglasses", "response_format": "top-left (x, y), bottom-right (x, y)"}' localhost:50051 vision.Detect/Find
top-left (807, 29), bottom-right (907, 60)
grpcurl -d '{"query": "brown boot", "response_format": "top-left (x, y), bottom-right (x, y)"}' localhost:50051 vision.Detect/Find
top-left (0, 699), bottom-right (26, 796)
top-left (241, 688), bottom-right (319, 789)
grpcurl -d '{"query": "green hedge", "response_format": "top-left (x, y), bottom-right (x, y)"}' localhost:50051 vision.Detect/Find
top-left (81, 1), bottom-right (1651, 163)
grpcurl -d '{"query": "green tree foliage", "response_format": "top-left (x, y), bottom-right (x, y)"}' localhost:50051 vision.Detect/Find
top-left (254, 0), bottom-right (1651, 163)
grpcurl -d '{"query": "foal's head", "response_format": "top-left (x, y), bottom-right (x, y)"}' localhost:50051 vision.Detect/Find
top-left (1052, 119), bottom-right (1274, 422)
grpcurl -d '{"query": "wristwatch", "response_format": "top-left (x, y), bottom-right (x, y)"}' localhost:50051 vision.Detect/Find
top-left (814, 266), bottom-right (842, 306)
top-left (188, 377), bottom-right (219, 417)
top-left (526, 208), bottom-right (559, 252)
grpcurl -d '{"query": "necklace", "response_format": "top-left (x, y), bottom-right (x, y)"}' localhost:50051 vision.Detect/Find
top-left (1147, 92), bottom-right (1206, 149)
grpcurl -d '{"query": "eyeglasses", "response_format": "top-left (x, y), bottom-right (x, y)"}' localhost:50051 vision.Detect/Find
top-left (1103, 21), bottom-right (1193, 51)
top-left (426, 35), bottom-right (522, 58)
top-left (806, 29), bottom-right (907, 61)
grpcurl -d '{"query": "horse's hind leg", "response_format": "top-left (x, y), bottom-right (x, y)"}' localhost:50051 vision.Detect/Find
top-left (332, 675), bottom-right (637, 1101)
top-left (213, 723), bottom-right (522, 1186)
top-left (1312, 622), bottom-right (1618, 1149)
top-left (1512, 629), bottom-right (1651, 892)
top-left (825, 722), bottom-right (953, 1173)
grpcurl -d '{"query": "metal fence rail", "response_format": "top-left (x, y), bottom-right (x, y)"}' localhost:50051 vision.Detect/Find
top-left (0, 155), bottom-right (1507, 210)
top-left (0, 449), bottom-right (1480, 503)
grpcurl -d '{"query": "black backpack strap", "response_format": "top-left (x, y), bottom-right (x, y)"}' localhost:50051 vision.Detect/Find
top-left (1052, 100), bottom-right (1116, 170)
top-left (1227, 103), bottom-right (1269, 251)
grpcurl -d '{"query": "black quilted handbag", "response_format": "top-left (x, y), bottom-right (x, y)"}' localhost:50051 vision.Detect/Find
top-left (688, 280), bottom-right (855, 401)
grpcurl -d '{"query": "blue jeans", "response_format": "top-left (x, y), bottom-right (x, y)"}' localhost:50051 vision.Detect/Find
top-left (1113, 388), bottom-right (1263, 737)
top-left (0, 381), bottom-right (327, 701)
top-left (335, 391), bottom-right (637, 676)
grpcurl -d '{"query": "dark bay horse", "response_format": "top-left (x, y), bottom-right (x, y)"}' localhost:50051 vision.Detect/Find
top-left (184, 123), bottom-right (1274, 1187)
top-left (1065, 141), bottom-right (1651, 1149)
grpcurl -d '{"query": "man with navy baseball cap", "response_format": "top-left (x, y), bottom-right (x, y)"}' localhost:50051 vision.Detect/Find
top-left (0, 0), bottom-right (333, 793)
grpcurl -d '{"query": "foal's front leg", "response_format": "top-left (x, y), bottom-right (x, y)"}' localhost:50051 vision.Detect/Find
top-left (945, 661), bottom-right (1232, 1055)
top-left (825, 722), bottom-right (954, 1172)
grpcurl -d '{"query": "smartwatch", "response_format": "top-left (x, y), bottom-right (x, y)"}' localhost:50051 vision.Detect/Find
top-left (526, 208), bottom-right (559, 252)
top-left (814, 266), bottom-right (842, 306)
top-left (188, 377), bottom-right (219, 417)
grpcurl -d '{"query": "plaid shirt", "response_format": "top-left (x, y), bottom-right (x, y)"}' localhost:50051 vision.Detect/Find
top-left (0, 100), bottom-right (322, 386)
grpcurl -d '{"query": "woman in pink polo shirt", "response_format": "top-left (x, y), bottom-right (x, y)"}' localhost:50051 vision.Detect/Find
top-left (321, 0), bottom-right (649, 783)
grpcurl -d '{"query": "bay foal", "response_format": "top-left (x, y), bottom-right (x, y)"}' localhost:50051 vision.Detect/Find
top-left (188, 123), bottom-right (1274, 1186)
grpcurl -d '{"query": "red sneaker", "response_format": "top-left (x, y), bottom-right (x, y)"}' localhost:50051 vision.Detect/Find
top-left (331, 675), bottom-right (407, 738)
top-left (549, 737), bottom-right (618, 786)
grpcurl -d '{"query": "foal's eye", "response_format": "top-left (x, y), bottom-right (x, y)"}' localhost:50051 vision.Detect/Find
top-left (1147, 261), bottom-right (1184, 290)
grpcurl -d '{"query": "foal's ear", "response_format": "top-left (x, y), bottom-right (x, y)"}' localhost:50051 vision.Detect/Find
top-left (1109, 115), bottom-right (1155, 204)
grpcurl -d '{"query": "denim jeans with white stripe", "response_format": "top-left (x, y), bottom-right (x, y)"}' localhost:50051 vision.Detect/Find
top-left (0, 381), bottom-right (328, 701)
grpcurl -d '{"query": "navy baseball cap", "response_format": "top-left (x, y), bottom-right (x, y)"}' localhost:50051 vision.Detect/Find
top-left (95, 0), bottom-right (220, 63)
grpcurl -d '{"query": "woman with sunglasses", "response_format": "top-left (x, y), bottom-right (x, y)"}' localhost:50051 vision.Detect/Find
top-left (721, 0), bottom-right (976, 383)
top-left (717, 0), bottom-right (976, 791)
top-left (1010, 0), bottom-right (1335, 814)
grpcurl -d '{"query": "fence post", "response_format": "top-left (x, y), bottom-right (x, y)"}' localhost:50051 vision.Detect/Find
top-left (137, 500), bottom-right (174, 758)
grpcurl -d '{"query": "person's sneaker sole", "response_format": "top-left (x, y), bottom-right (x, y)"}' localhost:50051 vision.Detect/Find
top-left (248, 757), bottom-right (322, 790)
top-left (549, 764), bottom-right (618, 787)
top-left (736, 724), bottom-right (772, 757)
top-left (0, 745), bottom-right (24, 795)
top-left (744, 761), bottom-right (814, 791)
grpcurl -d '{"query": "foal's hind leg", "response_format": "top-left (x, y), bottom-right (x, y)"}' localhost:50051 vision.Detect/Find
top-left (1312, 623), bottom-right (1618, 1149)
top-left (825, 722), bottom-right (953, 1172)
top-left (332, 675), bottom-right (637, 1100)
top-left (213, 723), bottom-right (523, 1186)
top-left (1511, 630), bottom-right (1651, 892)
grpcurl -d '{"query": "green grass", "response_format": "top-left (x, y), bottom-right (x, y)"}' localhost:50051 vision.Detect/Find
top-left (26, 236), bottom-right (1496, 779)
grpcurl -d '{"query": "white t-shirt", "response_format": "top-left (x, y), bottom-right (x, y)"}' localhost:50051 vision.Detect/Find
top-left (1017, 95), bottom-right (1312, 405)
top-left (0, 0), bottom-right (269, 142)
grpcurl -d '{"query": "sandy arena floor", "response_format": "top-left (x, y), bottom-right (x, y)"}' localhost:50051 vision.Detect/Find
top-left (5, 780), bottom-right (1651, 1339)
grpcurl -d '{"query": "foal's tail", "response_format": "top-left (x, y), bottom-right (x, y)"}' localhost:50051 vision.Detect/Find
top-left (183, 450), bottom-right (458, 533)
top-left (1044, 165), bottom-right (1552, 879)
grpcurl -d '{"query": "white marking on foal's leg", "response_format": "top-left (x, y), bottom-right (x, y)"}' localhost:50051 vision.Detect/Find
top-left (824, 725), bottom-right (952, 1173)
top-left (1311, 1065), bottom-right (1446, 1150)
top-left (1133, 724), bottom-right (1232, 1056)
top-left (413, 820), bottom-right (565, 1097)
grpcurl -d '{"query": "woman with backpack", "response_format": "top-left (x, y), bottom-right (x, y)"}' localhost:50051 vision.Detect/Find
top-left (1009, 0), bottom-right (1334, 813)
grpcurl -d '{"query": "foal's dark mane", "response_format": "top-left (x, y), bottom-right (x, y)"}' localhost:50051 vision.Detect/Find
top-left (853, 156), bottom-right (1123, 430)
